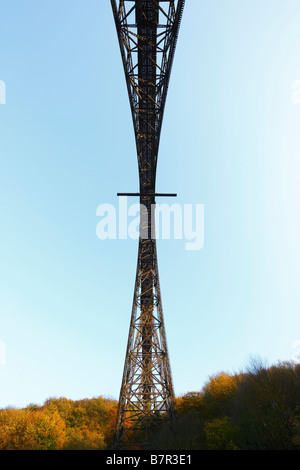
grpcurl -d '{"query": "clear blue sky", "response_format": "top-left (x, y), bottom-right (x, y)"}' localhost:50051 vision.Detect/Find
top-left (1, 0), bottom-right (300, 409)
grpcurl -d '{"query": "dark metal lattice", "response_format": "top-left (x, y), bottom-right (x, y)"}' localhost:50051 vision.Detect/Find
top-left (111, 0), bottom-right (185, 448)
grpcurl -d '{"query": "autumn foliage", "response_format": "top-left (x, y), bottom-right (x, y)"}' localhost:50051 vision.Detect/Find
top-left (150, 359), bottom-right (300, 450)
top-left (0, 396), bottom-right (117, 450)
top-left (0, 360), bottom-right (300, 450)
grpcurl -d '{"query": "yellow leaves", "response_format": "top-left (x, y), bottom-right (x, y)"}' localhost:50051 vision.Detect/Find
top-left (175, 392), bottom-right (203, 415)
top-left (1, 361), bottom-right (298, 450)
top-left (0, 396), bottom-right (117, 450)
top-left (203, 372), bottom-right (238, 399)
top-left (64, 426), bottom-right (105, 450)
top-left (202, 372), bottom-right (238, 417)
top-left (0, 408), bottom-right (66, 450)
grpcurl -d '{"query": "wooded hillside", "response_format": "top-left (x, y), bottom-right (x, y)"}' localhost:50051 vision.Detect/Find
top-left (0, 359), bottom-right (299, 450)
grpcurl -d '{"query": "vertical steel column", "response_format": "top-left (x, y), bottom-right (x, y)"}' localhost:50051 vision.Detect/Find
top-left (137, 0), bottom-right (157, 413)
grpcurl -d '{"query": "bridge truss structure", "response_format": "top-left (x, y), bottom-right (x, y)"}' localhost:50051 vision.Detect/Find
top-left (110, 0), bottom-right (185, 448)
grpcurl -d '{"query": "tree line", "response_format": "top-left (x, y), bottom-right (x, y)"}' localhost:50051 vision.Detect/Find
top-left (0, 359), bottom-right (299, 450)
top-left (149, 358), bottom-right (300, 450)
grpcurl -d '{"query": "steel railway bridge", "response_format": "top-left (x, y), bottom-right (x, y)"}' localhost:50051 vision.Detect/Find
top-left (110, 0), bottom-right (185, 448)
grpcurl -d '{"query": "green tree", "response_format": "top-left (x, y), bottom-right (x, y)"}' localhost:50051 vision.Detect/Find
top-left (204, 417), bottom-right (239, 450)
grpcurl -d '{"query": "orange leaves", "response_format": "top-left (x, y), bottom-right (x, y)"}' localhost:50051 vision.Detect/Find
top-left (0, 408), bottom-right (66, 450)
top-left (202, 372), bottom-right (238, 417)
top-left (63, 426), bottom-right (105, 450)
top-left (1, 361), bottom-right (299, 450)
top-left (203, 372), bottom-right (238, 400)
top-left (175, 392), bottom-right (203, 415)
top-left (0, 396), bottom-right (117, 450)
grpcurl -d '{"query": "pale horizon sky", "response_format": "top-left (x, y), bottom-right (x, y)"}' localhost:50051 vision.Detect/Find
top-left (1, 0), bottom-right (300, 409)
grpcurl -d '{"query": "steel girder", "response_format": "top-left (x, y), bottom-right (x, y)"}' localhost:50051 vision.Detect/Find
top-left (111, 0), bottom-right (184, 185)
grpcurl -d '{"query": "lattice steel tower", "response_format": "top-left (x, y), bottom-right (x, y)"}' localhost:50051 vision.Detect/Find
top-left (111, 0), bottom-right (185, 448)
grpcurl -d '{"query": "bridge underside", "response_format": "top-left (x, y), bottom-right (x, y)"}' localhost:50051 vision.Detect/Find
top-left (111, 0), bottom-right (185, 448)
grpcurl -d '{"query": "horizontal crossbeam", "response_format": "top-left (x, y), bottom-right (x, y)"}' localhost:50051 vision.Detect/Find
top-left (117, 192), bottom-right (177, 197)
